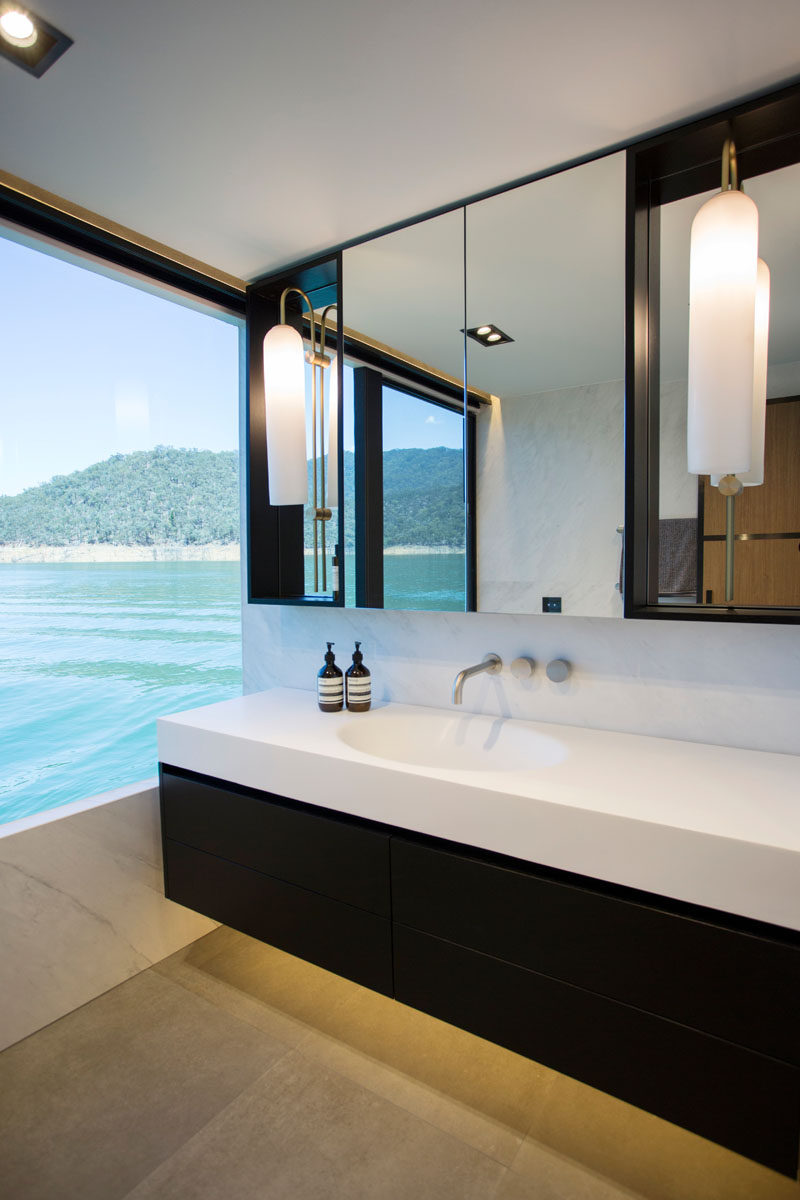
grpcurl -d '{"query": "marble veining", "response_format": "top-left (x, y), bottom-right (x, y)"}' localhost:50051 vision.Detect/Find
top-left (0, 783), bottom-right (216, 1051)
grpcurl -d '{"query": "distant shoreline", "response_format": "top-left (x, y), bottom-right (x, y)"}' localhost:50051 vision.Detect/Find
top-left (0, 543), bottom-right (241, 564)
top-left (0, 542), bottom-right (465, 564)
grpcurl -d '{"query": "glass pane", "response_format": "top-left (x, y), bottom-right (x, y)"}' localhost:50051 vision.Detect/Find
top-left (381, 386), bottom-right (465, 611)
top-left (0, 225), bottom-right (242, 823)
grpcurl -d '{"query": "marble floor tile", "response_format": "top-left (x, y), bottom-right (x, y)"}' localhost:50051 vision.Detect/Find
top-left (124, 1049), bottom-right (507, 1200)
top-left (0, 969), bottom-right (289, 1200)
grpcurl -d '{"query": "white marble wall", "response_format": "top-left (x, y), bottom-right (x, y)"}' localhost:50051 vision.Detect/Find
top-left (243, 603), bottom-right (800, 756)
top-left (0, 781), bottom-right (216, 1051)
top-left (475, 380), bottom-right (624, 618)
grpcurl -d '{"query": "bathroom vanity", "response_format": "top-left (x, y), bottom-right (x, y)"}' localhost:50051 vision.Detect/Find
top-left (158, 689), bottom-right (800, 1177)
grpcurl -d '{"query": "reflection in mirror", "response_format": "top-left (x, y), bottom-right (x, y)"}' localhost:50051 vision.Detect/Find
top-left (466, 152), bottom-right (626, 617)
top-left (341, 211), bottom-right (467, 611)
top-left (659, 161), bottom-right (800, 607)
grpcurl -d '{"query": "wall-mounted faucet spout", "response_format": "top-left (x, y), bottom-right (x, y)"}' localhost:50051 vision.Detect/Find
top-left (452, 654), bottom-right (502, 704)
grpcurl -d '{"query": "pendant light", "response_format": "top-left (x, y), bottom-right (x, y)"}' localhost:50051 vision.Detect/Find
top-left (710, 256), bottom-right (770, 489)
top-left (261, 287), bottom-right (338, 592)
top-left (262, 321), bottom-right (307, 506)
top-left (326, 355), bottom-right (339, 509)
top-left (687, 139), bottom-right (759, 489)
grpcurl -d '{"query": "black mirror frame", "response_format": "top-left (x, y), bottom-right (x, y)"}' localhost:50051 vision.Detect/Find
top-left (624, 79), bottom-right (800, 624)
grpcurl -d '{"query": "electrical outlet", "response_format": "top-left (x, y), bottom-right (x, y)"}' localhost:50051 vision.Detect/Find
top-left (542, 596), bottom-right (562, 613)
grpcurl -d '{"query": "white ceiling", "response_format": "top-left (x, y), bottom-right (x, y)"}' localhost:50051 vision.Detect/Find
top-left (2, 0), bottom-right (800, 282)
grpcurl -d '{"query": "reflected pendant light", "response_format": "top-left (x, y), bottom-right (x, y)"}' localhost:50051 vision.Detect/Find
top-left (262, 323), bottom-right (308, 506)
top-left (711, 257), bottom-right (770, 489)
top-left (687, 142), bottom-right (759, 480)
top-left (326, 355), bottom-right (339, 508)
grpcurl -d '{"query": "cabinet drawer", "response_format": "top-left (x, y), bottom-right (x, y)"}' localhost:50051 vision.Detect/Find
top-left (394, 925), bottom-right (800, 1177)
top-left (165, 839), bottom-right (393, 996)
top-left (392, 837), bottom-right (800, 1065)
top-left (161, 767), bottom-right (390, 915)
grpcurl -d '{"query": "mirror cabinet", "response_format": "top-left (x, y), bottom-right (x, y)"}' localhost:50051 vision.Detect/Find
top-left (247, 79), bottom-right (800, 624)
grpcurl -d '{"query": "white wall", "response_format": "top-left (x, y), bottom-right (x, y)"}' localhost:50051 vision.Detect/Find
top-left (242, 603), bottom-right (800, 756)
top-left (0, 782), bottom-right (216, 1051)
top-left (475, 380), bottom-right (624, 617)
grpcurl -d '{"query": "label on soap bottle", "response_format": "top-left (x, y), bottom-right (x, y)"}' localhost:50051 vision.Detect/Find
top-left (345, 676), bottom-right (371, 706)
top-left (317, 676), bottom-right (343, 707)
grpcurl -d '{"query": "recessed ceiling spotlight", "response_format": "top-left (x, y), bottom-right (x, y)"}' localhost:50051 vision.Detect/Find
top-left (0, 4), bottom-right (72, 76)
top-left (0, 8), bottom-right (36, 45)
top-left (465, 324), bottom-right (514, 347)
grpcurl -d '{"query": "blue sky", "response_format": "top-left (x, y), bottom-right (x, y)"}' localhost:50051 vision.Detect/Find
top-left (1, 231), bottom-right (462, 497)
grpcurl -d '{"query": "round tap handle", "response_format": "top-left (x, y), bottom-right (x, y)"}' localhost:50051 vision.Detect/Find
top-left (546, 659), bottom-right (571, 683)
top-left (510, 656), bottom-right (536, 679)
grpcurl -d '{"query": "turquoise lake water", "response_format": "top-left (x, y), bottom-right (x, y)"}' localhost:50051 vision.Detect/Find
top-left (0, 562), bottom-right (243, 824)
top-left (0, 555), bottom-right (465, 824)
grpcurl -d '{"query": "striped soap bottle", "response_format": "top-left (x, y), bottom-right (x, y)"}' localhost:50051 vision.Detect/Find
top-left (317, 642), bottom-right (343, 712)
top-left (345, 641), bottom-right (371, 712)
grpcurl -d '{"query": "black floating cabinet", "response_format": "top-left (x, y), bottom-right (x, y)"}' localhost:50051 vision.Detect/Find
top-left (391, 837), bottom-right (800, 1066)
top-left (160, 766), bottom-right (393, 995)
top-left (160, 765), bottom-right (800, 1178)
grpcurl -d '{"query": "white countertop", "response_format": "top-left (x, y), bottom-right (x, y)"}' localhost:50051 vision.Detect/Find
top-left (158, 688), bottom-right (800, 932)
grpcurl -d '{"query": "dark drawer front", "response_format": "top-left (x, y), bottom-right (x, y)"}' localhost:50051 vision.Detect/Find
top-left (394, 925), bottom-right (800, 1177)
top-left (165, 839), bottom-right (393, 996)
top-left (161, 768), bottom-right (390, 916)
top-left (392, 837), bottom-right (800, 1065)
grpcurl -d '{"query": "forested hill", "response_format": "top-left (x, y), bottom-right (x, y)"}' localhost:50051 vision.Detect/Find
top-left (0, 445), bottom-right (464, 548)
top-left (0, 447), bottom-right (240, 546)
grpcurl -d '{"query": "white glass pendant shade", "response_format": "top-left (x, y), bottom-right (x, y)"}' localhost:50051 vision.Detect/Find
top-left (326, 355), bottom-right (338, 508)
top-left (263, 324), bottom-right (308, 506)
top-left (687, 188), bottom-right (759, 477)
top-left (710, 257), bottom-right (770, 489)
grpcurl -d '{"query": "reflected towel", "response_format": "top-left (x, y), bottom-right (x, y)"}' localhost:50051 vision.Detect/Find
top-left (658, 518), bottom-right (697, 596)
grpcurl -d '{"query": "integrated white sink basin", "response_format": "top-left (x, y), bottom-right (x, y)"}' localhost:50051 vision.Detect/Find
top-left (157, 687), bottom-right (800, 932)
top-left (336, 708), bottom-right (569, 772)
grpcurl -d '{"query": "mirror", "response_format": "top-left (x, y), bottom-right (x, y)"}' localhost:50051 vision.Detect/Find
top-left (342, 210), bottom-right (468, 612)
top-left (340, 154), bottom-right (627, 617)
top-left (466, 152), bottom-right (626, 617)
top-left (658, 160), bottom-right (800, 608)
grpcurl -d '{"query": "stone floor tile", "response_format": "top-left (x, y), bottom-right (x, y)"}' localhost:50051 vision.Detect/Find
top-left (0, 969), bottom-right (288, 1200)
top-left (124, 1049), bottom-right (507, 1200)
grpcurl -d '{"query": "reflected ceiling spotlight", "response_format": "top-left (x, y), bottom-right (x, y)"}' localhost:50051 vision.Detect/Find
top-left (687, 137), bottom-right (771, 601)
top-left (465, 323), bottom-right (514, 347)
top-left (0, 3), bottom-right (72, 75)
top-left (262, 289), bottom-right (339, 594)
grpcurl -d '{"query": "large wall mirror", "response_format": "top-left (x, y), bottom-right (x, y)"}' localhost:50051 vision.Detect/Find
top-left (627, 81), bottom-right (800, 623)
top-left (335, 153), bottom-right (626, 617)
top-left (466, 152), bottom-right (625, 616)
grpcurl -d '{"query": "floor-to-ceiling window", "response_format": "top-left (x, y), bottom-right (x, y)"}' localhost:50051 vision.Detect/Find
top-left (0, 225), bottom-right (242, 823)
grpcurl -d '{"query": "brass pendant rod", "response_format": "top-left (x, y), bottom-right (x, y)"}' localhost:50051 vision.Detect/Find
top-left (724, 493), bottom-right (736, 602)
top-left (279, 286), bottom-right (317, 352)
top-left (312, 360), bottom-right (319, 593)
top-left (721, 138), bottom-right (740, 192)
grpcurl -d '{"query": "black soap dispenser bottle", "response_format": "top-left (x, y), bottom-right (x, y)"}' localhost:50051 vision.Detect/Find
top-left (346, 641), bottom-right (371, 712)
top-left (317, 643), bottom-right (343, 712)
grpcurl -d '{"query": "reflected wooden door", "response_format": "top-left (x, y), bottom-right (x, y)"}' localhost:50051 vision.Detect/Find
top-left (701, 398), bottom-right (800, 605)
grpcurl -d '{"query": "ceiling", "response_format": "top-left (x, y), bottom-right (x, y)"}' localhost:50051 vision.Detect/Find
top-left (2, 0), bottom-right (800, 283)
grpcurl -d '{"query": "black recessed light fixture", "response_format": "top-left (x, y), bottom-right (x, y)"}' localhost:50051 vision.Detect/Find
top-left (0, 3), bottom-right (72, 77)
top-left (465, 323), bottom-right (514, 347)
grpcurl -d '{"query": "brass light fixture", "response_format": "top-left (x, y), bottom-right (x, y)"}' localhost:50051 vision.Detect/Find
top-left (262, 288), bottom-right (338, 594)
top-left (687, 138), bottom-right (770, 601)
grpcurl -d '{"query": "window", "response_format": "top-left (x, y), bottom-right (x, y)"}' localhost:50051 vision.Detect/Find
top-left (0, 223), bottom-right (242, 822)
